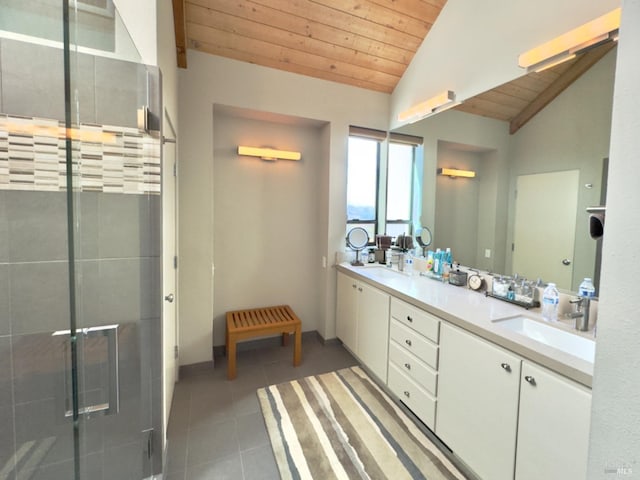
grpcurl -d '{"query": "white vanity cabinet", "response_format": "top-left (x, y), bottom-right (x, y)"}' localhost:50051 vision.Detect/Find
top-left (436, 323), bottom-right (522, 480)
top-left (386, 298), bottom-right (440, 429)
top-left (336, 272), bottom-right (390, 382)
top-left (515, 361), bottom-right (592, 480)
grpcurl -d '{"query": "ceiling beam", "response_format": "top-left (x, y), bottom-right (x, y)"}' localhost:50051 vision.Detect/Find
top-left (172, 0), bottom-right (188, 68)
top-left (509, 42), bottom-right (616, 135)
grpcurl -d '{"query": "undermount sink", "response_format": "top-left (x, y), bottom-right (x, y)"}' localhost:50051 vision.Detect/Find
top-left (493, 316), bottom-right (595, 364)
top-left (362, 266), bottom-right (406, 280)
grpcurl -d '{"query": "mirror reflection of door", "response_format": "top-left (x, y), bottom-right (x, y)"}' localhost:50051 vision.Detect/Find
top-left (512, 170), bottom-right (579, 289)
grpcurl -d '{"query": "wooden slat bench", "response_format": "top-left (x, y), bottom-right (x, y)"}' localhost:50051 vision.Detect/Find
top-left (225, 305), bottom-right (302, 380)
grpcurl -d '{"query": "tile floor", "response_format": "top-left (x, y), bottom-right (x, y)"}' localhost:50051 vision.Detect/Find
top-left (164, 335), bottom-right (358, 480)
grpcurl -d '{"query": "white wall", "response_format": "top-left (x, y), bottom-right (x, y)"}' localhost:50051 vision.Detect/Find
top-left (112, 0), bottom-right (157, 65)
top-left (588, 0), bottom-right (640, 476)
top-left (391, 0), bottom-right (620, 129)
top-left (178, 52), bottom-right (389, 365)
top-left (211, 109), bottom-right (326, 345)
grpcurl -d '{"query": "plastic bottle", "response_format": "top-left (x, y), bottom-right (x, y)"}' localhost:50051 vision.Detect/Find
top-left (434, 248), bottom-right (442, 275)
top-left (578, 278), bottom-right (596, 298)
top-left (404, 255), bottom-right (414, 275)
top-left (541, 283), bottom-right (560, 322)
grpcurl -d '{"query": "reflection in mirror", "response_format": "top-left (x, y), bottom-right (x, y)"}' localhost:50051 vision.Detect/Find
top-left (393, 44), bottom-right (617, 294)
top-left (415, 226), bottom-right (432, 257)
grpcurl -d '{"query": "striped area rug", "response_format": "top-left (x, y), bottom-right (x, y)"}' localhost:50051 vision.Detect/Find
top-left (257, 366), bottom-right (468, 480)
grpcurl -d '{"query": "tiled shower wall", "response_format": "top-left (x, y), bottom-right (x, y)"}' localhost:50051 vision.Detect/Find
top-left (0, 37), bottom-right (163, 479)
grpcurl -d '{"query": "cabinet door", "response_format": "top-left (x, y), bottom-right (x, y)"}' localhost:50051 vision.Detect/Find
top-left (436, 324), bottom-right (521, 480)
top-left (336, 272), bottom-right (358, 353)
top-left (516, 362), bottom-right (592, 480)
top-left (357, 282), bottom-right (390, 382)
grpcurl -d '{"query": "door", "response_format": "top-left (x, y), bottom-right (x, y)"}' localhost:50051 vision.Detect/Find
top-left (516, 362), bottom-right (592, 480)
top-left (356, 283), bottom-right (390, 382)
top-left (336, 272), bottom-right (358, 352)
top-left (0, 2), bottom-right (160, 478)
top-left (436, 324), bottom-right (521, 480)
top-left (512, 170), bottom-right (579, 289)
top-left (162, 112), bottom-right (179, 432)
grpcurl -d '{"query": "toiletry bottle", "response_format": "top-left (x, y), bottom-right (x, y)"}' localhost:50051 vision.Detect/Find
top-left (445, 247), bottom-right (452, 265)
top-left (542, 283), bottom-right (560, 322)
top-left (579, 278), bottom-right (595, 298)
top-left (434, 248), bottom-right (442, 275)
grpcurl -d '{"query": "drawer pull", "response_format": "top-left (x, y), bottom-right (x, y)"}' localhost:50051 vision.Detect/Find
top-left (403, 391), bottom-right (410, 398)
top-left (405, 339), bottom-right (412, 347)
top-left (404, 363), bottom-right (411, 370)
top-left (406, 315), bottom-right (413, 323)
top-left (358, 287), bottom-right (363, 292)
top-left (352, 284), bottom-right (357, 289)
top-left (500, 362), bottom-right (511, 372)
top-left (524, 375), bottom-right (536, 386)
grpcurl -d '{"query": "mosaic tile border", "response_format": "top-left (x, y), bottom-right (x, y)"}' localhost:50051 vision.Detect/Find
top-left (0, 114), bottom-right (161, 195)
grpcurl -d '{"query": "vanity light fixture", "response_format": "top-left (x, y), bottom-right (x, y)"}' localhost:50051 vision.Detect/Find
top-left (237, 145), bottom-right (301, 162)
top-left (398, 90), bottom-right (459, 124)
top-left (438, 167), bottom-right (476, 179)
top-left (518, 8), bottom-right (620, 73)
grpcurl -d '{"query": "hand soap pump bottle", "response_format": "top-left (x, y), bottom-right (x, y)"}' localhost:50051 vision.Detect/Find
top-left (542, 283), bottom-right (560, 322)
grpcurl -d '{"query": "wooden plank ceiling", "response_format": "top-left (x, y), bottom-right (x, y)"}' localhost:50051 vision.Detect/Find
top-left (172, 1), bottom-right (616, 132)
top-left (177, 0), bottom-right (447, 93)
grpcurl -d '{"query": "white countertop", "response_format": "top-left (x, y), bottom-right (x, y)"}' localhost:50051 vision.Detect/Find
top-left (336, 262), bottom-right (595, 387)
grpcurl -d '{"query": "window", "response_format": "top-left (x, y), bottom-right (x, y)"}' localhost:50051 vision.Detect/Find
top-left (346, 127), bottom-right (385, 243)
top-left (346, 127), bottom-right (422, 245)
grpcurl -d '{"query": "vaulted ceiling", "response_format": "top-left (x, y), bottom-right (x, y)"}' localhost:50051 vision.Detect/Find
top-left (173, 0), bottom-right (446, 93)
top-left (172, 1), bottom-right (616, 132)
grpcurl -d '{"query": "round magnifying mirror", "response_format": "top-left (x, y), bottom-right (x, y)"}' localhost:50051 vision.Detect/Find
top-left (415, 226), bottom-right (432, 257)
top-left (346, 227), bottom-right (369, 266)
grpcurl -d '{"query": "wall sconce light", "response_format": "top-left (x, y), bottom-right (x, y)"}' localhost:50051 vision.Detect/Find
top-left (438, 167), bottom-right (476, 179)
top-left (398, 90), bottom-right (460, 124)
top-left (237, 146), bottom-right (301, 162)
top-left (518, 8), bottom-right (620, 73)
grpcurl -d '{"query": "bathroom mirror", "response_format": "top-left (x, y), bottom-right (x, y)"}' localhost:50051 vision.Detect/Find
top-left (346, 227), bottom-right (369, 266)
top-left (393, 44), bottom-right (616, 293)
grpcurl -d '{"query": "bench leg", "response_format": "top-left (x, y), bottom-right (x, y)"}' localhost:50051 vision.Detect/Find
top-left (281, 332), bottom-right (289, 346)
top-left (293, 325), bottom-right (302, 367)
top-left (227, 336), bottom-right (237, 380)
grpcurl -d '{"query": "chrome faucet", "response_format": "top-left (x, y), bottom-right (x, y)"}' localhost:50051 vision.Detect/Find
top-left (567, 296), bottom-right (591, 331)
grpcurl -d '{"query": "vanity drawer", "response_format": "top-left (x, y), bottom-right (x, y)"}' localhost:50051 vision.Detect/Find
top-left (388, 362), bottom-right (436, 429)
top-left (390, 319), bottom-right (439, 369)
top-left (391, 298), bottom-right (440, 343)
top-left (389, 340), bottom-right (437, 395)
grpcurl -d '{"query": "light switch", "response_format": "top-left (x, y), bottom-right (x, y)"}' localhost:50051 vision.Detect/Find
top-left (485, 249), bottom-right (491, 258)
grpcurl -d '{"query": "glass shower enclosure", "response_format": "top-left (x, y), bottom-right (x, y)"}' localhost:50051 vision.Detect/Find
top-left (0, 1), bottom-right (163, 478)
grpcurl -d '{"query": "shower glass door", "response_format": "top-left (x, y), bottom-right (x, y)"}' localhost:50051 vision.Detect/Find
top-left (0, 1), bottom-right (162, 478)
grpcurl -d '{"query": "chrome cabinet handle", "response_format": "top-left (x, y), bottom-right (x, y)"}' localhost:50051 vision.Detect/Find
top-left (403, 391), bottom-right (410, 398)
top-left (405, 339), bottom-right (412, 347)
top-left (562, 258), bottom-right (572, 266)
top-left (524, 375), bottom-right (536, 385)
top-left (501, 362), bottom-right (511, 372)
top-left (404, 363), bottom-right (411, 370)
top-left (406, 315), bottom-right (413, 323)
top-left (165, 293), bottom-right (174, 303)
